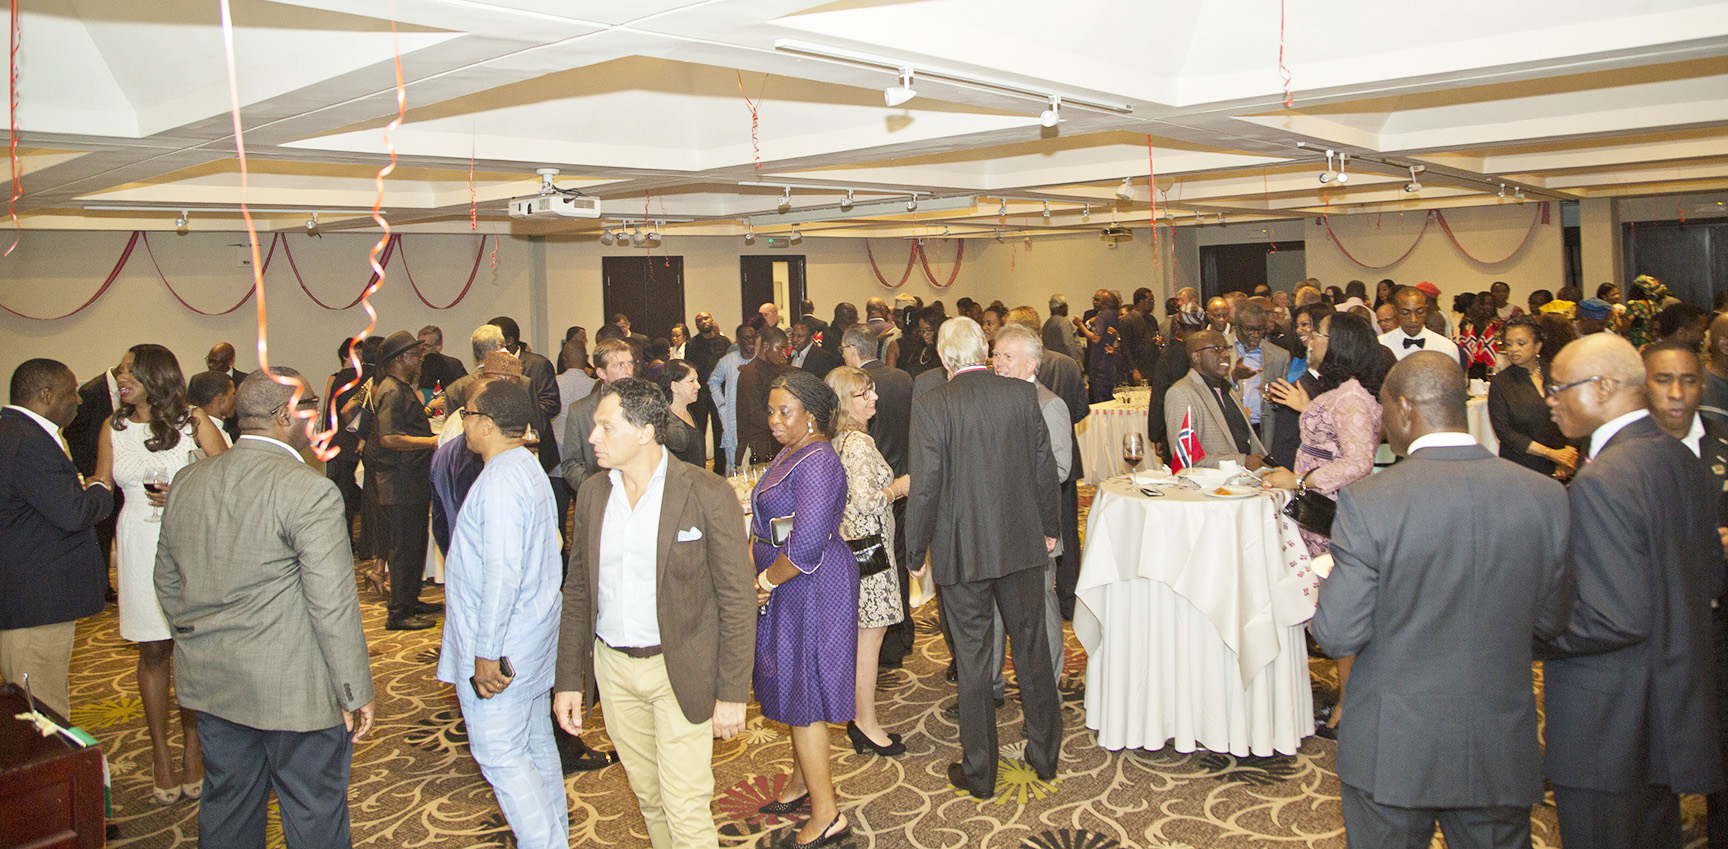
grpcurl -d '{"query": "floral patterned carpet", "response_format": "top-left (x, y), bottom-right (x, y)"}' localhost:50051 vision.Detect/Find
top-left (66, 484), bottom-right (1706, 848)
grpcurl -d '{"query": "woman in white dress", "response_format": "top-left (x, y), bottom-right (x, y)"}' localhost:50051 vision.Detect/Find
top-left (95, 344), bottom-right (227, 805)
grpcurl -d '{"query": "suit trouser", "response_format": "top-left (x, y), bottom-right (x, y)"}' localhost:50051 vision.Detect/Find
top-left (194, 711), bottom-right (352, 849)
top-left (1339, 782), bottom-right (1530, 849)
top-left (1553, 782), bottom-right (1682, 849)
top-left (325, 457), bottom-right (362, 539)
top-left (879, 500), bottom-right (914, 664)
top-left (1053, 479), bottom-right (1081, 618)
top-left (0, 620), bottom-right (77, 719)
top-left (593, 641), bottom-right (717, 849)
top-left (939, 566), bottom-right (1060, 791)
top-left (382, 499), bottom-right (430, 620)
top-left (457, 687), bottom-right (568, 849)
top-left (988, 559), bottom-right (1066, 692)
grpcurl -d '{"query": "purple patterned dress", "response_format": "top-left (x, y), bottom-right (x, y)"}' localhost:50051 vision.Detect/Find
top-left (750, 440), bottom-right (859, 726)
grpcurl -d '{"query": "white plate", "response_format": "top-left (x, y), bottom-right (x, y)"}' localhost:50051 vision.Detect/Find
top-left (1201, 485), bottom-right (1262, 499)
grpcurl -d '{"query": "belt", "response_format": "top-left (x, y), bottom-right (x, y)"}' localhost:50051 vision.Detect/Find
top-left (601, 638), bottom-right (662, 659)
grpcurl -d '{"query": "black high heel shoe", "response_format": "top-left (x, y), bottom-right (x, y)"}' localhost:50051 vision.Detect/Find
top-left (845, 721), bottom-right (905, 756)
top-left (757, 792), bottom-right (809, 815)
top-left (790, 813), bottom-right (851, 849)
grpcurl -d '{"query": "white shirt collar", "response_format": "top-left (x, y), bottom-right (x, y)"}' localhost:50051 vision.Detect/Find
top-left (607, 445), bottom-right (670, 490)
top-left (1407, 430), bottom-right (1477, 453)
top-left (1681, 412), bottom-right (1706, 457)
top-left (238, 434), bottom-right (305, 462)
top-left (5, 404), bottom-right (62, 441)
top-left (1588, 408), bottom-right (1650, 459)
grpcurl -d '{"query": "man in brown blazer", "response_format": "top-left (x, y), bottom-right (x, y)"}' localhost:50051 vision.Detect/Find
top-left (553, 378), bottom-right (756, 849)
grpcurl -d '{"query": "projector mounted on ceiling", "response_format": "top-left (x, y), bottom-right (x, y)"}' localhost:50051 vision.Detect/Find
top-left (1099, 225), bottom-right (1133, 243)
top-left (508, 167), bottom-right (602, 220)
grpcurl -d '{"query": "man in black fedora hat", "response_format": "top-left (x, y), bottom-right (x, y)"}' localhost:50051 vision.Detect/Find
top-left (364, 330), bottom-right (442, 631)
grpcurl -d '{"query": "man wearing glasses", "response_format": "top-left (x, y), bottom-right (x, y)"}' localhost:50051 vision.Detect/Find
top-left (1162, 329), bottom-right (1268, 470)
top-left (560, 339), bottom-right (638, 491)
top-left (1541, 332), bottom-right (1723, 847)
top-left (1229, 300), bottom-right (1289, 453)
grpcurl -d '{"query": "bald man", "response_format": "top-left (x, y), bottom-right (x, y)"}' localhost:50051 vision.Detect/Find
top-left (206, 343), bottom-right (249, 444)
top-left (1314, 352), bottom-right (1570, 848)
top-left (1162, 329), bottom-right (1265, 469)
top-left (1541, 333), bottom-right (1723, 848)
top-left (1204, 297), bottom-right (1232, 337)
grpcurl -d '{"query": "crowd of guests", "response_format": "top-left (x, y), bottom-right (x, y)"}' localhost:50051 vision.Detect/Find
top-left (3, 273), bottom-right (1727, 849)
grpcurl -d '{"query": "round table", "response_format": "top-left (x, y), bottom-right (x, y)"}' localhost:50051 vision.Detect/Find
top-left (1074, 477), bottom-right (1320, 756)
top-left (1076, 389), bottom-right (1151, 485)
top-left (1465, 394), bottom-right (1499, 454)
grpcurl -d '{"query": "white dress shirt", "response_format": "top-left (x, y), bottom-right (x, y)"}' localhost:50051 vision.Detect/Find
top-left (1407, 430), bottom-right (1478, 453)
top-left (596, 446), bottom-right (670, 648)
top-left (790, 345), bottom-right (811, 368)
top-left (1682, 413), bottom-right (1706, 457)
top-left (237, 434), bottom-right (303, 461)
top-left (1587, 408), bottom-right (1650, 460)
top-left (1379, 327), bottom-right (1462, 363)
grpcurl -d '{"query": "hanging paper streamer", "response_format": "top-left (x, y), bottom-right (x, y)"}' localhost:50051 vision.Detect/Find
top-left (282, 232), bottom-right (396, 309)
top-left (736, 70), bottom-right (766, 171)
top-left (469, 135), bottom-right (477, 231)
top-left (396, 234), bottom-right (487, 309)
top-left (0, 231), bottom-right (138, 319)
top-left (6, 0), bottom-right (21, 256)
top-left (216, 0), bottom-right (278, 397)
top-left (1322, 212), bottom-right (1430, 269)
top-left (918, 238), bottom-right (964, 287)
top-left (864, 239), bottom-right (917, 287)
top-left (1147, 135), bottom-right (1158, 267)
top-left (1278, 0), bottom-right (1294, 108)
top-left (1433, 206), bottom-right (1545, 265)
top-left (140, 231), bottom-right (265, 315)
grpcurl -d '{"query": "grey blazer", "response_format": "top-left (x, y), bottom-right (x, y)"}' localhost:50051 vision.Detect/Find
top-left (1313, 443), bottom-right (1571, 808)
top-left (558, 390), bottom-right (605, 490)
top-left (1162, 370), bottom-right (1266, 468)
top-left (1237, 342), bottom-right (1290, 450)
top-left (155, 437), bottom-right (373, 732)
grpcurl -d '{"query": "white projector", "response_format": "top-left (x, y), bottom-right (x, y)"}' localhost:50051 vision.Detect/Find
top-left (1099, 225), bottom-right (1133, 243)
top-left (509, 194), bottom-right (601, 220)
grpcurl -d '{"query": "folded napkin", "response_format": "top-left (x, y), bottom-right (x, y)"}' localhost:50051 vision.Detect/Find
top-left (1131, 470), bottom-right (1176, 485)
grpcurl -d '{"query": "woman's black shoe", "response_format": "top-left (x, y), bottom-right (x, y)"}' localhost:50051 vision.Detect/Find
top-left (757, 792), bottom-right (809, 815)
top-left (790, 813), bottom-right (851, 849)
top-left (846, 721), bottom-right (905, 756)
top-left (1315, 722), bottom-right (1340, 741)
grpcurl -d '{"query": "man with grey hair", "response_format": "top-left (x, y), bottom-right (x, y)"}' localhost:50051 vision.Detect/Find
top-left (418, 324), bottom-right (468, 398)
top-left (907, 317), bottom-right (1061, 799)
top-left (1541, 332), bottom-right (1723, 847)
top-left (156, 368), bottom-right (374, 849)
top-left (1043, 294), bottom-right (1083, 364)
top-left (446, 324), bottom-right (509, 411)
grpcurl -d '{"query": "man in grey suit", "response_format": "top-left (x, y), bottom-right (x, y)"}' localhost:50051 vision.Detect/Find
top-left (559, 339), bottom-right (636, 490)
top-left (1229, 300), bottom-right (1290, 452)
top-left (1541, 332), bottom-right (1723, 847)
top-left (1313, 352), bottom-right (1572, 848)
top-left (907, 317), bottom-right (1061, 799)
top-left (155, 369), bottom-right (374, 849)
top-left (1163, 329), bottom-right (1267, 469)
top-left (1012, 306), bottom-right (1089, 621)
top-left (1042, 294), bottom-right (1084, 365)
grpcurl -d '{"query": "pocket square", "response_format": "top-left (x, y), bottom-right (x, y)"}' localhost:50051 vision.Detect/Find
top-left (676, 527), bottom-right (703, 542)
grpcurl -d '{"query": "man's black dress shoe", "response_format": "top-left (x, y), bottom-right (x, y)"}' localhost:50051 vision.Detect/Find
top-left (941, 696), bottom-right (1004, 721)
top-left (947, 762), bottom-right (992, 800)
top-left (1315, 723), bottom-right (1340, 741)
top-left (413, 600), bottom-right (444, 615)
top-left (385, 615), bottom-right (435, 631)
top-left (1033, 761), bottom-right (1058, 782)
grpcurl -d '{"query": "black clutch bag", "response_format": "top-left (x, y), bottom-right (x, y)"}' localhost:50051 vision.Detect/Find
top-left (846, 534), bottom-right (892, 578)
top-left (1281, 479), bottom-right (1336, 537)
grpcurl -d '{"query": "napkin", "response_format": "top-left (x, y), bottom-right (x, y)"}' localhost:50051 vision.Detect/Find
top-left (1131, 470), bottom-right (1176, 485)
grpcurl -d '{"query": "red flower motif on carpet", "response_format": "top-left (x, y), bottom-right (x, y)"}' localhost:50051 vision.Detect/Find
top-left (715, 773), bottom-right (805, 828)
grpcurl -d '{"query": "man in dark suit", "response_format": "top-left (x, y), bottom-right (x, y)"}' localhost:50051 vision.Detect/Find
top-left (1313, 351), bottom-right (1571, 848)
top-left (683, 312), bottom-right (732, 476)
top-left (205, 342), bottom-right (249, 445)
top-left (559, 340), bottom-right (638, 491)
top-left (1542, 332), bottom-right (1723, 847)
top-left (64, 346), bottom-right (137, 581)
top-left (0, 359), bottom-right (115, 721)
top-left (415, 325), bottom-right (469, 396)
top-left (789, 316), bottom-right (842, 379)
top-left (734, 326), bottom-right (791, 466)
top-left (1118, 287), bottom-right (1161, 385)
top-left (554, 379), bottom-right (755, 849)
top-left (364, 331), bottom-right (441, 632)
top-left (1013, 307), bottom-right (1089, 621)
top-left (154, 369), bottom-right (373, 848)
top-left (841, 324), bottom-right (917, 665)
top-left (906, 317), bottom-right (1061, 799)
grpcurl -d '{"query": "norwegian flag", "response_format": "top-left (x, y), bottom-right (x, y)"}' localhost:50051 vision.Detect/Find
top-left (1172, 404), bottom-right (1205, 473)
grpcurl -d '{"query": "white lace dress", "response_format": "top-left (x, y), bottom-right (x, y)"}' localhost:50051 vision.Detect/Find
top-left (833, 430), bottom-right (904, 629)
top-left (111, 417), bottom-right (198, 643)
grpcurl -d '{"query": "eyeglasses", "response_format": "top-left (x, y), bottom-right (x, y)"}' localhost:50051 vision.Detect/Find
top-left (271, 397), bottom-right (320, 416)
top-left (1545, 375), bottom-right (1603, 397)
top-left (459, 408), bottom-right (490, 421)
top-left (1192, 345), bottom-right (1228, 355)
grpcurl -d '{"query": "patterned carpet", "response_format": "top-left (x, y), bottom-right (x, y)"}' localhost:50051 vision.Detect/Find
top-left (66, 484), bottom-right (1708, 848)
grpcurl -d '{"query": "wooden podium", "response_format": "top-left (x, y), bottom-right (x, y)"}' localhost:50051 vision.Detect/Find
top-left (0, 683), bottom-right (105, 849)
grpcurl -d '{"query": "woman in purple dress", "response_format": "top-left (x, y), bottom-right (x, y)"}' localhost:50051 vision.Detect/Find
top-left (750, 370), bottom-right (857, 849)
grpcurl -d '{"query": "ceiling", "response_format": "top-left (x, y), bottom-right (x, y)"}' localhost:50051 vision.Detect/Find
top-left (10, 0), bottom-right (1728, 240)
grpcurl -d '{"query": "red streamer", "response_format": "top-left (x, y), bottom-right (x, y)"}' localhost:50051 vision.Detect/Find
top-left (864, 239), bottom-right (918, 288)
top-left (281, 233), bottom-right (397, 310)
top-left (736, 71), bottom-right (765, 170)
top-left (468, 135), bottom-right (477, 231)
top-left (1277, 0), bottom-right (1294, 108)
top-left (917, 238), bottom-right (964, 288)
top-left (1147, 135), bottom-right (1158, 267)
top-left (1322, 211), bottom-right (1431, 269)
top-left (0, 231), bottom-right (138, 319)
top-left (139, 230), bottom-right (264, 315)
top-left (395, 234), bottom-right (486, 309)
top-left (1433, 206), bottom-right (1544, 265)
top-left (6, 0), bottom-right (20, 256)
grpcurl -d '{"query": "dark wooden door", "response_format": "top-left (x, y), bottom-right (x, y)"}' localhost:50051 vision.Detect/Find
top-left (1624, 220), bottom-right (1726, 308)
top-left (740, 255), bottom-right (806, 326)
top-left (602, 256), bottom-right (685, 342)
top-left (1200, 243), bottom-right (1270, 299)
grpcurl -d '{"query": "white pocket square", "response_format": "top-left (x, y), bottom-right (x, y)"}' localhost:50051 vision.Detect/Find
top-left (676, 527), bottom-right (703, 542)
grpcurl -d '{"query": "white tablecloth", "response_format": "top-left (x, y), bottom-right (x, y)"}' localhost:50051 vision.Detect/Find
top-left (1466, 395), bottom-right (1498, 454)
top-left (1076, 393), bottom-right (1150, 485)
top-left (1074, 478), bottom-right (1319, 756)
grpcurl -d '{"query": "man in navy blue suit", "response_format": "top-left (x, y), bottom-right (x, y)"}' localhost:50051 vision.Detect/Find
top-left (0, 358), bottom-right (114, 719)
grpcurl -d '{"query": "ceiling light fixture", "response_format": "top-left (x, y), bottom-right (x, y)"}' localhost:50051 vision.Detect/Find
top-left (305, 212), bottom-right (319, 234)
top-left (884, 67), bottom-right (917, 107)
top-left (998, 199), bottom-right (1008, 217)
top-left (1115, 178), bottom-right (1135, 202)
top-left (745, 193), bottom-right (971, 227)
top-left (1082, 205), bottom-right (1090, 222)
top-left (778, 187), bottom-right (791, 212)
top-left (1039, 96), bottom-right (1061, 128)
top-left (1333, 153), bottom-right (1350, 185)
top-left (599, 229), bottom-right (614, 246)
top-left (1318, 150), bottom-right (1337, 184)
top-left (775, 39), bottom-right (1132, 115)
top-left (743, 224), bottom-right (755, 245)
top-left (840, 190), bottom-right (854, 211)
top-left (789, 224), bottom-right (803, 245)
top-left (1404, 165), bottom-right (1424, 193)
top-left (1042, 202), bottom-right (1051, 220)
top-left (906, 197), bottom-right (918, 212)
top-left (1514, 187), bottom-right (1525, 200)
top-left (1497, 184), bottom-right (1507, 199)
top-left (175, 211), bottom-right (189, 234)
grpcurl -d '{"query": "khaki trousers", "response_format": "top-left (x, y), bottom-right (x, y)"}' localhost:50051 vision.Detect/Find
top-left (593, 640), bottom-right (717, 849)
top-left (0, 620), bottom-right (78, 720)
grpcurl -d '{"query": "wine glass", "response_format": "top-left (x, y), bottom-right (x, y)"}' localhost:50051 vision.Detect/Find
top-left (143, 467), bottom-right (169, 523)
top-left (1121, 433), bottom-right (1145, 478)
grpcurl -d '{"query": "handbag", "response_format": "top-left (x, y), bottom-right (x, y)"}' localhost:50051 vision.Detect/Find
top-left (846, 534), bottom-right (892, 578)
top-left (1282, 477), bottom-right (1336, 537)
top-left (768, 514), bottom-right (795, 547)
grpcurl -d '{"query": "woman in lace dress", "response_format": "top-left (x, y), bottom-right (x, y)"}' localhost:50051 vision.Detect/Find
top-left (824, 367), bottom-right (910, 758)
top-left (95, 344), bottom-right (227, 805)
top-left (1264, 312), bottom-right (1386, 740)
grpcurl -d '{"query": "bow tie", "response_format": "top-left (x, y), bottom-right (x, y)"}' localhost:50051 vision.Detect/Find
top-left (1403, 337), bottom-right (1425, 349)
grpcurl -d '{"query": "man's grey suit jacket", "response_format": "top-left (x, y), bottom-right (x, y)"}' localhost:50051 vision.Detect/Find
top-left (1162, 370), bottom-right (1265, 468)
top-left (155, 437), bottom-right (373, 732)
top-left (1314, 443), bottom-right (1571, 808)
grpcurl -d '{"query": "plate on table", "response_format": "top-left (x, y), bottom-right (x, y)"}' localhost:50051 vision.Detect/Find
top-left (1201, 485), bottom-right (1262, 499)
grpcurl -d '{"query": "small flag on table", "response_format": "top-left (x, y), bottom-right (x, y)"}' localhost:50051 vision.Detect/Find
top-left (1172, 404), bottom-right (1205, 472)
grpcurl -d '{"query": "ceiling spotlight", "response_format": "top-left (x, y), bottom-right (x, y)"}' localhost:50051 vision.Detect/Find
top-left (884, 67), bottom-right (917, 107)
top-left (995, 228), bottom-right (1005, 243)
top-left (1318, 150), bottom-right (1336, 184)
top-left (1115, 178), bottom-right (1135, 201)
top-left (175, 211), bottom-right (189, 234)
top-left (1497, 184), bottom-right (1507, 199)
top-left (1403, 165), bottom-right (1423, 193)
top-left (906, 197), bottom-right (918, 212)
top-left (1333, 153), bottom-right (1349, 184)
top-left (305, 212), bottom-right (319, 234)
top-left (1218, 213), bottom-right (1227, 226)
top-left (629, 226), bottom-right (645, 246)
top-left (1514, 187), bottom-right (1525, 200)
top-left (839, 190), bottom-right (854, 211)
top-left (789, 224), bottom-right (803, 245)
top-left (1039, 96), bottom-right (1061, 128)
top-left (777, 187), bottom-right (791, 213)
top-left (1082, 205), bottom-right (1090, 222)
top-left (743, 224), bottom-right (755, 245)
top-left (1042, 202), bottom-right (1051, 220)
top-left (998, 199), bottom-right (1008, 217)
top-left (599, 229), bottom-right (615, 246)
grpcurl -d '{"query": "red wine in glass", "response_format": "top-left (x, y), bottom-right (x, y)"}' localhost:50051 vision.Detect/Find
top-left (1121, 433), bottom-right (1145, 475)
top-left (143, 482), bottom-right (167, 495)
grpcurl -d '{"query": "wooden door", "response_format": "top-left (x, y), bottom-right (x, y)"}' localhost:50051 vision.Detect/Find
top-left (602, 256), bottom-right (685, 342)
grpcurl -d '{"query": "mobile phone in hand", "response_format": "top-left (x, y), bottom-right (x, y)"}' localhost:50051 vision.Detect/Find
top-left (468, 656), bottom-right (514, 697)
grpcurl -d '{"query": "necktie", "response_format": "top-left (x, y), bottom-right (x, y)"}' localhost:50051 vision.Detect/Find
top-left (1403, 337), bottom-right (1425, 349)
